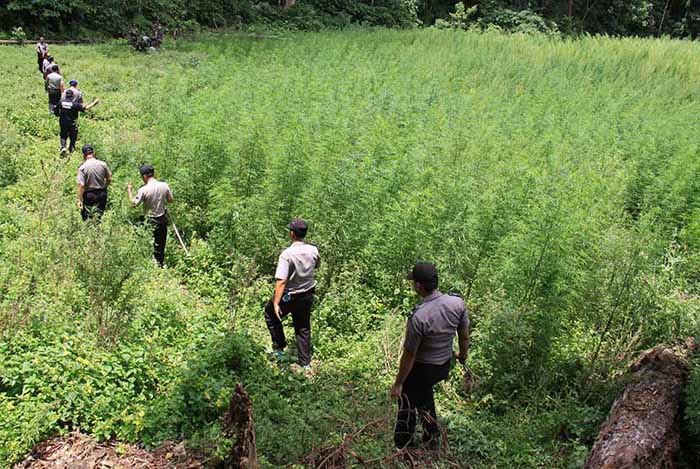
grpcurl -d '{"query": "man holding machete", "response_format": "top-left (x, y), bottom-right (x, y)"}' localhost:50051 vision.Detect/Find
top-left (55, 89), bottom-right (99, 155)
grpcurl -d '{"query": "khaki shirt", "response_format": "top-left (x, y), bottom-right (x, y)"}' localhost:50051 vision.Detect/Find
top-left (275, 241), bottom-right (320, 294)
top-left (77, 158), bottom-right (112, 190)
top-left (132, 178), bottom-right (173, 218)
top-left (403, 290), bottom-right (469, 365)
top-left (46, 72), bottom-right (63, 92)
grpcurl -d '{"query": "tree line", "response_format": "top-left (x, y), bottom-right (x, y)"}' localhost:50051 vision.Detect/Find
top-left (1, 1), bottom-right (699, 43)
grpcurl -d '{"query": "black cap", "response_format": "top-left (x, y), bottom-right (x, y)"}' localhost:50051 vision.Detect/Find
top-left (140, 164), bottom-right (155, 177)
top-left (407, 262), bottom-right (438, 289)
top-left (286, 218), bottom-right (308, 237)
top-left (65, 89), bottom-right (74, 98)
top-left (81, 144), bottom-right (93, 155)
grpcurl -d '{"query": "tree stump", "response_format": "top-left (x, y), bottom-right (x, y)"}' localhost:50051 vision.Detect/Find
top-left (584, 343), bottom-right (692, 469)
top-left (222, 384), bottom-right (258, 469)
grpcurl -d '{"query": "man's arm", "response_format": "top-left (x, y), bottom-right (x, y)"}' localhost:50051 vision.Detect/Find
top-left (127, 183), bottom-right (138, 207)
top-left (166, 189), bottom-right (174, 203)
top-left (60, 80), bottom-right (64, 94)
top-left (272, 279), bottom-right (287, 320)
top-left (457, 326), bottom-right (470, 364)
top-left (76, 184), bottom-right (85, 210)
top-left (390, 349), bottom-right (416, 398)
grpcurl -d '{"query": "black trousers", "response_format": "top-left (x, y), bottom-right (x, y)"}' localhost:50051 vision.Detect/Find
top-left (37, 53), bottom-right (43, 73)
top-left (60, 122), bottom-right (79, 152)
top-left (148, 215), bottom-right (168, 267)
top-left (394, 360), bottom-right (451, 449)
top-left (81, 189), bottom-right (107, 221)
top-left (264, 288), bottom-right (314, 366)
top-left (48, 91), bottom-right (60, 113)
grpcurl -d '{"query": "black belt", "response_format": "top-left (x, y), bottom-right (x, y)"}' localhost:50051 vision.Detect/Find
top-left (85, 188), bottom-right (106, 193)
top-left (290, 287), bottom-right (315, 298)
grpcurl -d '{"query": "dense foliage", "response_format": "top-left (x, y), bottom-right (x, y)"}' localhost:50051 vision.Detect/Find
top-left (1, 30), bottom-right (700, 467)
top-left (0, 0), bottom-right (417, 37)
top-left (3, 0), bottom-right (700, 37)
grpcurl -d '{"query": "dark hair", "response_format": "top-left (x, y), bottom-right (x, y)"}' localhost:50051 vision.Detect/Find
top-left (51, 64), bottom-right (59, 72)
top-left (139, 165), bottom-right (155, 177)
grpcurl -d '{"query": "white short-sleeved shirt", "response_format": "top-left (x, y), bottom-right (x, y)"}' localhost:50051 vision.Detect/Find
top-left (132, 178), bottom-right (173, 218)
top-left (275, 241), bottom-right (320, 294)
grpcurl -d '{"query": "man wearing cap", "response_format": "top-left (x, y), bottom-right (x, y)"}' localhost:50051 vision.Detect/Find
top-left (45, 64), bottom-right (64, 114)
top-left (127, 165), bottom-right (174, 267)
top-left (391, 262), bottom-right (470, 450)
top-left (76, 145), bottom-right (112, 221)
top-left (264, 219), bottom-right (320, 370)
top-left (64, 80), bottom-right (84, 104)
top-left (56, 89), bottom-right (97, 154)
top-left (36, 37), bottom-right (48, 73)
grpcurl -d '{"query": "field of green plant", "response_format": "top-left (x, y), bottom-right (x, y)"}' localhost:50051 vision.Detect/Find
top-left (1, 29), bottom-right (700, 467)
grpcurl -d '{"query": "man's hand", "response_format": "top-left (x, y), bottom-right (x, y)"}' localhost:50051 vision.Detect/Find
top-left (390, 384), bottom-right (402, 400)
top-left (76, 200), bottom-right (83, 210)
top-left (273, 303), bottom-right (282, 321)
top-left (127, 182), bottom-right (132, 191)
top-left (454, 350), bottom-right (467, 365)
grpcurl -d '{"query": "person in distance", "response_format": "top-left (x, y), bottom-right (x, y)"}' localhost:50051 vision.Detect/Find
top-left (36, 37), bottom-right (48, 73)
top-left (390, 262), bottom-right (470, 450)
top-left (56, 89), bottom-right (98, 154)
top-left (264, 218), bottom-right (320, 373)
top-left (45, 64), bottom-right (64, 114)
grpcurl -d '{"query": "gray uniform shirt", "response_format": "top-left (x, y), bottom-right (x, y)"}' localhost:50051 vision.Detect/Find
top-left (132, 179), bottom-right (173, 218)
top-left (404, 290), bottom-right (469, 365)
top-left (46, 72), bottom-right (63, 92)
top-left (63, 86), bottom-right (83, 103)
top-left (77, 158), bottom-right (111, 190)
top-left (42, 59), bottom-right (53, 74)
top-left (275, 241), bottom-right (320, 294)
top-left (36, 42), bottom-right (48, 55)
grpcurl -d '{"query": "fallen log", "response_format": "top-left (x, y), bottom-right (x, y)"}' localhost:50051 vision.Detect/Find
top-left (222, 383), bottom-right (258, 469)
top-left (584, 341), bottom-right (694, 469)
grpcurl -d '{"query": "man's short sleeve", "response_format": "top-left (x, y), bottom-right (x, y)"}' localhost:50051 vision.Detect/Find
top-left (275, 253), bottom-right (290, 281)
top-left (166, 184), bottom-right (174, 200)
top-left (458, 302), bottom-right (469, 331)
top-left (76, 168), bottom-right (85, 186)
top-left (132, 187), bottom-right (144, 206)
top-left (403, 317), bottom-right (423, 354)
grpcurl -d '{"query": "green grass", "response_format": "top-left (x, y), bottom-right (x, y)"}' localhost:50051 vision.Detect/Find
top-left (1, 29), bottom-right (700, 467)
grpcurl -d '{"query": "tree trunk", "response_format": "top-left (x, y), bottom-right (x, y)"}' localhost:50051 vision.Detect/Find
top-left (223, 384), bottom-right (258, 469)
top-left (567, 0), bottom-right (574, 17)
top-left (584, 342), bottom-right (694, 469)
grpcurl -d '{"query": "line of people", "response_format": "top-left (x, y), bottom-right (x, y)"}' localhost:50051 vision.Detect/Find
top-left (33, 37), bottom-right (470, 452)
top-left (34, 38), bottom-right (172, 267)
top-left (37, 37), bottom-right (98, 155)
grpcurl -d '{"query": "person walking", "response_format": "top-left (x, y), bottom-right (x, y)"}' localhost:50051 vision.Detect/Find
top-left (76, 145), bottom-right (112, 221)
top-left (391, 262), bottom-right (470, 450)
top-left (35, 37), bottom-right (48, 73)
top-left (42, 55), bottom-right (55, 78)
top-left (64, 79), bottom-right (83, 104)
top-left (264, 219), bottom-right (320, 372)
top-left (127, 165), bottom-right (174, 267)
top-left (45, 64), bottom-right (64, 114)
top-left (56, 89), bottom-right (97, 154)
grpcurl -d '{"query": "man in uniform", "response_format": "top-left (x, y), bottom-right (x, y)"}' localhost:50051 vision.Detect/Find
top-left (391, 262), bottom-right (470, 450)
top-left (56, 89), bottom-right (97, 154)
top-left (64, 79), bottom-right (83, 104)
top-left (76, 145), bottom-right (112, 221)
top-left (264, 219), bottom-right (320, 371)
top-left (36, 37), bottom-right (48, 73)
top-left (45, 64), bottom-right (64, 113)
top-left (42, 55), bottom-right (55, 78)
top-left (127, 165), bottom-right (174, 267)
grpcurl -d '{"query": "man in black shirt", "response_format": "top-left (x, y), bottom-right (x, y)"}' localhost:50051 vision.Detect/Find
top-left (55, 90), bottom-right (98, 155)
